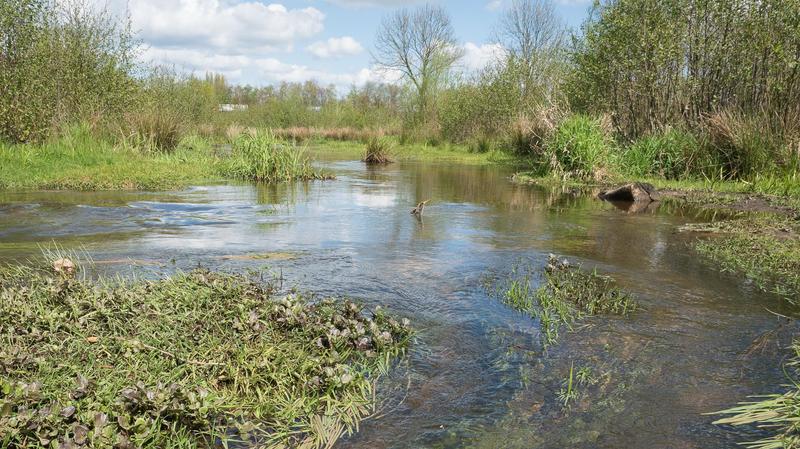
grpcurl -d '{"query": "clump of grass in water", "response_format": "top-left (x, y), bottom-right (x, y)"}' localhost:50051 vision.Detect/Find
top-left (221, 130), bottom-right (329, 183)
top-left (713, 340), bottom-right (800, 449)
top-left (362, 137), bottom-right (394, 164)
top-left (492, 255), bottom-right (636, 346)
top-left (0, 259), bottom-right (411, 448)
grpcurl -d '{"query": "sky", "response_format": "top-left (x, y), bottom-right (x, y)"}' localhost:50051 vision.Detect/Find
top-left (107, 0), bottom-right (594, 90)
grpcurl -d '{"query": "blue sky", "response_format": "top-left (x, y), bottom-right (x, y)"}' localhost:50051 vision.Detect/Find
top-left (113, 0), bottom-right (593, 89)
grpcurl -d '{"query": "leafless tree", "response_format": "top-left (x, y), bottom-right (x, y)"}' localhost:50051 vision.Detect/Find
top-left (373, 4), bottom-right (462, 116)
top-left (495, 0), bottom-right (566, 98)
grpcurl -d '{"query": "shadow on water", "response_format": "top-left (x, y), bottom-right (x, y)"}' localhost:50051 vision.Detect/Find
top-left (0, 158), bottom-right (795, 448)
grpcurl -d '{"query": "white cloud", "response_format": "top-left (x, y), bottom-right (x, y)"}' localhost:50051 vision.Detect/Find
top-left (130, 1), bottom-right (325, 52)
top-left (307, 36), bottom-right (364, 59)
top-left (461, 42), bottom-right (505, 71)
top-left (324, 0), bottom-right (423, 7)
top-left (486, 0), bottom-right (503, 10)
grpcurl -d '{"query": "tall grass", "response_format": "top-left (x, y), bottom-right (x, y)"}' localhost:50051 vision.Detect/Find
top-left (221, 130), bottom-right (327, 183)
top-left (546, 115), bottom-right (614, 181)
top-left (622, 128), bottom-right (712, 179)
top-left (363, 137), bottom-right (394, 164)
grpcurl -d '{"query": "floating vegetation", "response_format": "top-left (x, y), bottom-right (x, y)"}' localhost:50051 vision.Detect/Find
top-left (681, 215), bottom-right (800, 301)
top-left (362, 138), bottom-right (394, 165)
top-left (0, 260), bottom-right (411, 448)
top-left (713, 340), bottom-right (800, 449)
top-left (489, 255), bottom-right (636, 346)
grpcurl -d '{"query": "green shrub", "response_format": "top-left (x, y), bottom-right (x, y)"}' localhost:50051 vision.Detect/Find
top-left (221, 131), bottom-right (326, 183)
top-left (546, 115), bottom-right (614, 180)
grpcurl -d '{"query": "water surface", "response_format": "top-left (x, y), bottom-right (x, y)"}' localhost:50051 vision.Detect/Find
top-left (0, 158), bottom-right (794, 448)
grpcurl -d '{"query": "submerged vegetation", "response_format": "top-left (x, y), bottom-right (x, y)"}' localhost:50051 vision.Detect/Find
top-left (714, 340), bottom-right (800, 449)
top-left (0, 259), bottom-right (411, 448)
top-left (491, 255), bottom-right (636, 347)
top-left (680, 216), bottom-right (800, 301)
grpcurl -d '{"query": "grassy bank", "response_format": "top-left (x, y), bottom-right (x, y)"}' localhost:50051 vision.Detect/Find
top-left (0, 127), bottom-right (325, 191)
top-left (0, 259), bottom-right (411, 448)
top-left (308, 139), bottom-right (511, 165)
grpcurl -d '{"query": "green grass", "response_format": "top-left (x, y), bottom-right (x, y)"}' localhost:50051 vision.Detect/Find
top-left (219, 131), bottom-right (329, 183)
top-left (362, 137), bottom-right (394, 164)
top-left (713, 340), bottom-right (800, 449)
top-left (681, 216), bottom-right (800, 300)
top-left (489, 255), bottom-right (636, 347)
top-left (0, 126), bottom-right (221, 191)
top-left (0, 258), bottom-right (411, 448)
top-left (307, 139), bottom-right (512, 165)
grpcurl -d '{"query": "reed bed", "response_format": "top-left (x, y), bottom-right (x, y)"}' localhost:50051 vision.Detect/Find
top-left (362, 138), bottom-right (394, 164)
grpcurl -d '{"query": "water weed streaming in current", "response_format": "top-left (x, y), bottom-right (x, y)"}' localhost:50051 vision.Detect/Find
top-left (0, 258), bottom-right (411, 448)
top-left (487, 255), bottom-right (637, 347)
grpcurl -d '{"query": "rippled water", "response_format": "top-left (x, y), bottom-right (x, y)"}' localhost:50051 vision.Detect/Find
top-left (0, 157), bottom-right (795, 448)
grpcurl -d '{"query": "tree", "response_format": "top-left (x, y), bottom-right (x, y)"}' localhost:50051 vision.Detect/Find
top-left (373, 4), bottom-right (462, 120)
top-left (494, 0), bottom-right (566, 104)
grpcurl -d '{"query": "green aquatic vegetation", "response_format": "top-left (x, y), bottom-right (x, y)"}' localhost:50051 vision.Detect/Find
top-left (362, 138), bottom-right (394, 164)
top-left (0, 261), bottom-right (411, 448)
top-left (684, 216), bottom-right (800, 301)
top-left (490, 255), bottom-right (636, 347)
top-left (220, 131), bottom-right (329, 183)
top-left (713, 340), bottom-right (800, 449)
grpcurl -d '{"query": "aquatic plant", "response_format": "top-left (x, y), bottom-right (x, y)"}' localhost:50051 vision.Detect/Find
top-left (0, 259), bottom-right (411, 448)
top-left (363, 137), bottom-right (394, 164)
top-left (491, 255), bottom-right (636, 347)
top-left (684, 216), bottom-right (800, 301)
top-left (713, 340), bottom-right (800, 449)
top-left (220, 130), bottom-right (329, 183)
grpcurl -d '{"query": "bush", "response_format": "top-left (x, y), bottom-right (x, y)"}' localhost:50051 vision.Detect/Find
top-left (221, 130), bottom-right (326, 183)
top-left (546, 115), bottom-right (614, 180)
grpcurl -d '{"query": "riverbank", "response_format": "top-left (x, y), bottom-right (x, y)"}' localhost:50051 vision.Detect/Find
top-left (0, 129), bottom-right (326, 191)
top-left (0, 257), bottom-right (411, 448)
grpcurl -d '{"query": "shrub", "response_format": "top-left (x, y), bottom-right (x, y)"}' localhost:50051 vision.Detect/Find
top-left (363, 137), bottom-right (394, 164)
top-left (221, 130), bottom-right (326, 183)
top-left (546, 115), bottom-right (614, 180)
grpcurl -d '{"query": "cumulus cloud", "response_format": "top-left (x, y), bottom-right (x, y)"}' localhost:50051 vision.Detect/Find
top-left (324, 0), bottom-right (423, 7)
top-left (307, 36), bottom-right (364, 59)
top-left (461, 42), bottom-right (505, 71)
top-left (130, 0), bottom-right (324, 52)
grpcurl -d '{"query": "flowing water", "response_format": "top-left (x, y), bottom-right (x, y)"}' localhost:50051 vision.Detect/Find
top-left (0, 157), bottom-right (796, 448)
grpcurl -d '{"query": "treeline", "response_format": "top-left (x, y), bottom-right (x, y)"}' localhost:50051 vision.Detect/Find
top-left (2, 0), bottom-right (799, 183)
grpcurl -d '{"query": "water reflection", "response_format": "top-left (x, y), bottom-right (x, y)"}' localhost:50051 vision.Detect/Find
top-left (0, 159), bottom-right (793, 448)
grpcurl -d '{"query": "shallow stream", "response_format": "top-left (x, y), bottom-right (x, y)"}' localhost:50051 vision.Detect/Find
top-left (0, 156), bottom-right (795, 448)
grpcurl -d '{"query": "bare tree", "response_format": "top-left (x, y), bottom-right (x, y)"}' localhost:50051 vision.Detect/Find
top-left (495, 0), bottom-right (566, 99)
top-left (373, 4), bottom-right (462, 117)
